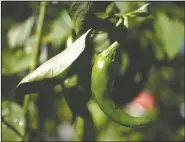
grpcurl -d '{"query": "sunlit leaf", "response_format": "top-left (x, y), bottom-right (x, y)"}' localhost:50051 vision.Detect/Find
top-left (2, 123), bottom-right (23, 141)
top-left (47, 9), bottom-right (73, 48)
top-left (2, 101), bottom-right (25, 141)
top-left (123, 16), bottom-right (129, 28)
top-left (155, 12), bottom-right (184, 59)
top-left (67, 2), bottom-right (92, 35)
top-left (115, 18), bottom-right (122, 27)
top-left (2, 49), bottom-right (33, 75)
top-left (7, 16), bottom-right (35, 49)
top-left (114, 2), bottom-right (130, 13)
top-left (105, 2), bottom-right (115, 14)
top-left (92, 31), bottom-right (111, 53)
top-left (24, 36), bottom-right (36, 54)
top-left (16, 29), bottom-right (91, 87)
top-left (128, 3), bottom-right (150, 17)
top-left (94, 12), bottom-right (109, 19)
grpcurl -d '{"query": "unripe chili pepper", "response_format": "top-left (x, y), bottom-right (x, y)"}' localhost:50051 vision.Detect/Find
top-left (91, 41), bottom-right (158, 127)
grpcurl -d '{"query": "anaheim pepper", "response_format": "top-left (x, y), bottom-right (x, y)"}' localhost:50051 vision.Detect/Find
top-left (91, 41), bottom-right (158, 128)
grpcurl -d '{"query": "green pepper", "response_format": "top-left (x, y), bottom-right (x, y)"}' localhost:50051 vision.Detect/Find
top-left (91, 41), bottom-right (158, 127)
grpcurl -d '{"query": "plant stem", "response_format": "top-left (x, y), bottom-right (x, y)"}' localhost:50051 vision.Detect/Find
top-left (23, 95), bottom-right (30, 115)
top-left (22, 2), bottom-right (48, 140)
top-left (23, 1), bottom-right (48, 117)
top-left (32, 1), bottom-right (48, 71)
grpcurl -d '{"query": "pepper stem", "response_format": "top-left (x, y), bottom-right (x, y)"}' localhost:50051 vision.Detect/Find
top-left (101, 41), bottom-right (120, 60)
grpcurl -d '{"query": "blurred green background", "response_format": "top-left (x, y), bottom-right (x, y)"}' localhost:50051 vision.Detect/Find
top-left (1, 1), bottom-right (184, 141)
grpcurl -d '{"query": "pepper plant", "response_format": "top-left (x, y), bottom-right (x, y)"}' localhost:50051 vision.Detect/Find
top-left (2, 1), bottom-right (184, 141)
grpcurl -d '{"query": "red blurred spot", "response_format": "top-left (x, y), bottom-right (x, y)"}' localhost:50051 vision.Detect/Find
top-left (132, 90), bottom-right (157, 110)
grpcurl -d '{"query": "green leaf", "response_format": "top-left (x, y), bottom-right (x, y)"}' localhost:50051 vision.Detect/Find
top-left (105, 2), bottom-right (115, 14)
top-left (129, 12), bottom-right (150, 18)
top-left (2, 49), bottom-right (33, 75)
top-left (47, 9), bottom-right (73, 48)
top-left (2, 123), bottom-right (22, 141)
top-left (67, 2), bottom-right (91, 35)
top-left (7, 16), bottom-right (35, 49)
top-left (94, 12), bottom-right (109, 19)
top-left (155, 12), bottom-right (184, 59)
top-left (115, 18), bottom-right (122, 27)
top-left (92, 31), bottom-right (111, 53)
top-left (123, 16), bottom-right (129, 28)
top-left (2, 101), bottom-right (25, 141)
top-left (127, 3), bottom-right (151, 18)
top-left (16, 29), bottom-right (91, 87)
top-left (114, 2), bottom-right (130, 13)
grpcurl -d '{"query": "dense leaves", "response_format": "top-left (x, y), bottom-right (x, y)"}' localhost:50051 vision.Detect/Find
top-left (47, 9), bottom-right (73, 48)
top-left (7, 16), bottom-right (35, 49)
top-left (2, 101), bottom-right (26, 141)
top-left (2, 49), bottom-right (33, 75)
top-left (67, 2), bottom-right (92, 36)
top-left (2, 1), bottom-right (184, 141)
top-left (154, 12), bottom-right (184, 59)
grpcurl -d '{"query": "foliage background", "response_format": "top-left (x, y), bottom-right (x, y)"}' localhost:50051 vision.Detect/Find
top-left (1, 1), bottom-right (184, 141)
